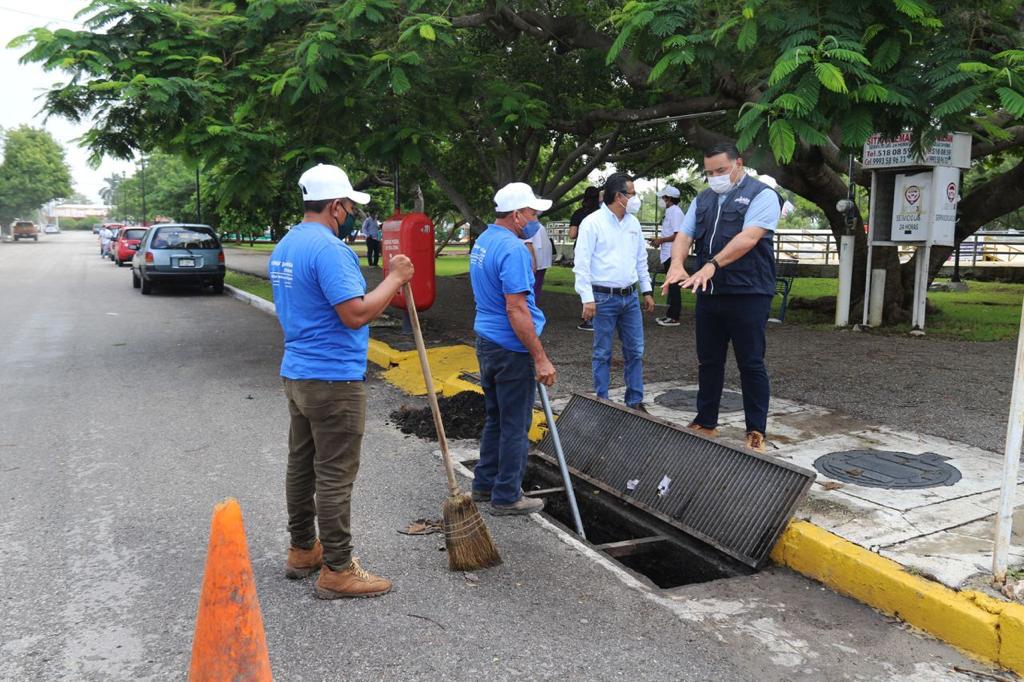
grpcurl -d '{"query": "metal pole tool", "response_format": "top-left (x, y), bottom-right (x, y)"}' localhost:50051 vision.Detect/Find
top-left (536, 383), bottom-right (586, 539)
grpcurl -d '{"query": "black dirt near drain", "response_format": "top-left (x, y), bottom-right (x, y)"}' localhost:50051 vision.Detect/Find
top-left (389, 391), bottom-right (486, 441)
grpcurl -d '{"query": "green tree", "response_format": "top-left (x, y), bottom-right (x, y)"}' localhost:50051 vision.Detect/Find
top-left (0, 125), bottom-right (72, 227)
top-left (16, 1), bottom-right (1024, 320)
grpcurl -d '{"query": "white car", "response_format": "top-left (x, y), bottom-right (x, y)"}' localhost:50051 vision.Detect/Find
top-left (43, 225), bottom-right (60, 234)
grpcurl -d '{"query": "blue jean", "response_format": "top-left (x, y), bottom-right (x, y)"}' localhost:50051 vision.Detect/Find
top-left (473, 336), bottom-right (535, 506)
top-left (694, 294), bottom-right (772, 434)
top-left (592, 291), bottom-right (644, 406)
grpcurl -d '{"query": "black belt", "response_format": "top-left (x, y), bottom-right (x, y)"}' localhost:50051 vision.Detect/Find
top-left (593, 283), bottom-right (637, 296)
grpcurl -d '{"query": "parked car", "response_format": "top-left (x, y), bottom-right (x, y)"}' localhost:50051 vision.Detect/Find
top-left (12, 220), bottom-right (38, 241)
top-left (43, 224), bottom-right (60, 234)
top-left (131, 223), bottom-right (225, 295)
top-left (111, 227), bottom-right (147, 266)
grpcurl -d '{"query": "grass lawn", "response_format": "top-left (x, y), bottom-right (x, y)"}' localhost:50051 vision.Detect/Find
top-left (226, 250), bottom-right (1024, 342)
top-left (225, 241), bottom-right (369, 255)
top-left (225, 271), bottom-right (274, 301)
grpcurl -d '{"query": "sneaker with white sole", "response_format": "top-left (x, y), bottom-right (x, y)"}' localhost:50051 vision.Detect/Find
top-left (577, 320), bottom-right (594, 331)
top-left (656, 317), bottom-right (680, 327)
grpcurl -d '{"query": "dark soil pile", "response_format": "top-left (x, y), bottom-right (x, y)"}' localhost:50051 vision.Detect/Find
top-left (389, 391), bottom-right (487, 441)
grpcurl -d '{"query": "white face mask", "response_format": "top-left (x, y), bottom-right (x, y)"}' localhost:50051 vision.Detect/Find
top-left (708, 164), bottom-right (739, 194)
top-left (625, 195), bottom-right (642, 215)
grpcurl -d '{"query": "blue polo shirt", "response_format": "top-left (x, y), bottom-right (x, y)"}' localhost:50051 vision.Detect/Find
top-left (269, 222), bottom-right (368, 380)
top-left (469, 224), bottom-right (545, 352)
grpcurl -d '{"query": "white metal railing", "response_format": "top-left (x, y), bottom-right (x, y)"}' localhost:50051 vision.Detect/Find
top-left (545, 224), bottom-right (1024, 266)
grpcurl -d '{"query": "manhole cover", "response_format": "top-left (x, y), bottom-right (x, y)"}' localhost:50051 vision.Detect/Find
top-left (654, 388), bottom-right (744, 413)
top-left (813, 449), bottom-right (962, 489)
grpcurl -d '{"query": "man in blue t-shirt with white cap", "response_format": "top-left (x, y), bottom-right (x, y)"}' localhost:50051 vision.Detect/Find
top-left (269, 163), bottom-right (414, 599)
top-left (469, 182), bottom-right (556, 516)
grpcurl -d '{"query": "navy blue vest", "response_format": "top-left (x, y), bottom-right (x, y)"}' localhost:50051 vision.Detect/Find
top-left (693, 176), bottom-right (779, 296)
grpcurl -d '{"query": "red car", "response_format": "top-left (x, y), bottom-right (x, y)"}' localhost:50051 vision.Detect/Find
top-left (112, 226), bottom-right (148, 267)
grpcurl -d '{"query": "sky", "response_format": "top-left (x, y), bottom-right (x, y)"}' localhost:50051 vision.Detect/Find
top-left (0, 0), bottom-right (134, 204)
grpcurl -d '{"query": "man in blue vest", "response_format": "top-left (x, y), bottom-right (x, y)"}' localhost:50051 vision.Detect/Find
top-left (270, 163), bottom-right (414, 598)
top-left (662, 143), bottom-right (782, 453)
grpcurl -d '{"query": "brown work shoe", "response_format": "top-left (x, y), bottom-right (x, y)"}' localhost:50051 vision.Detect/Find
top-left (490, 495), bottom-right (545, 516)
top-left (315, 558), bottom-right (392, 599)
top-left (686, 422), bottom-right (720, 438)
top-left (745, 431), bottom-right (767, 453)
top-left (285, 539), bottom-right (322, 579)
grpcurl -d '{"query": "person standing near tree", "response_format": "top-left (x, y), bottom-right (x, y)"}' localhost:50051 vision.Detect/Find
top-left (361, 211), bottom-right (381, 267)
top-left (270, 163), bottom-right (414, 598)
top-left (650, 186), bottom-right (685, 326)
top-left (469, 182), bottom-right (557, 516)
top-left (573, 172), bottom-right (656, 411)
top-left (527, 220), bottom-right (553, 304)
top-left (662, 143), bottom-right (782, 453)
top-left (569, 186), bottom-right (601, 331)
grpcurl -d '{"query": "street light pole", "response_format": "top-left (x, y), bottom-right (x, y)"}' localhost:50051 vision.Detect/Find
top-left (195, 166), bottom-right (201, 223)
top-left (140, 156), bottom-right (148, 226)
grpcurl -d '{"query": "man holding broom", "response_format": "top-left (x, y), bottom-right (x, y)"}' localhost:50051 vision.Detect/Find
top-left (269, 163), bottom-right (414, 599)
top-left (469, 182), bottom-right (557, 516)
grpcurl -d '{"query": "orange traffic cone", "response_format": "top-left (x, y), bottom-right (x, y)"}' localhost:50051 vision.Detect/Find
top-left (188, 498), bottom-right (272, 681)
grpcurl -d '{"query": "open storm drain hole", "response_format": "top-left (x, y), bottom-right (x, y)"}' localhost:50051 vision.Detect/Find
top-left (654, 388), bottom-right (744, 413)
top-left (461, 457), bottom-right (753, 589)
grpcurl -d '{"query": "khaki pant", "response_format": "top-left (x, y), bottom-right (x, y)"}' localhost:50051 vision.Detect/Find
top-left (283, 378), bottom-right (366, 570)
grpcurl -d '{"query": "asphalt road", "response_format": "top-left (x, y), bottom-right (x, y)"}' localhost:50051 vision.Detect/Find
top-left (0, 232), bottom-right (997, 680)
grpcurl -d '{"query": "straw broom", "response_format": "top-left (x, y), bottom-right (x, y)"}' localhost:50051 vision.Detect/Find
top-left (403, 283), bottom-right (502, 571)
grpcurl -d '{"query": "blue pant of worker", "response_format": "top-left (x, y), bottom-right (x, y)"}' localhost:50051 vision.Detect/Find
top-left (592, 291), bottom-right (644, 407)
top-left (473, 336), bottom-right (535, 506)
top-left (694, 294), bottom-right (772, 434)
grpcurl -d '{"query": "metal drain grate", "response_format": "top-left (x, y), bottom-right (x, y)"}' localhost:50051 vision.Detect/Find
top-left (536, 394), bottom-right (815, 568)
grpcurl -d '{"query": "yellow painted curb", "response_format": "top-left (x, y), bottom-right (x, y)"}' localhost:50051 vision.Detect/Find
top-left (367, 339), bottom-right (412, 369)
top-left (771, 520), bottom-right (1024, 674)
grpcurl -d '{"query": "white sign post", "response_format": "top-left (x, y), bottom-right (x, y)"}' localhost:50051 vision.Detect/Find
top-left (994, 298), bottom-right (1024, 584)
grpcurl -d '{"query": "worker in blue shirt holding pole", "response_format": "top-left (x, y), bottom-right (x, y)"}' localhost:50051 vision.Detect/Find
top-left (469, 182), bottom-right (557, 516)
top-left (662, 143), bottom-right (782, 453)
top-left (269, 163), bottom-right (414, 599)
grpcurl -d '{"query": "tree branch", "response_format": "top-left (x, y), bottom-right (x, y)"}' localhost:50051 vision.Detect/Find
top-left (421, 155), bottom-right (486, 234)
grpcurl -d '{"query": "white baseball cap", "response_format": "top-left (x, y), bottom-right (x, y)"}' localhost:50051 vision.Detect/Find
top-left (494, 182), bottom-right (552, 213)
top-left (658, 185), bottom-right (681, 198)
top-left (298, 163), bottom-right (371, 204)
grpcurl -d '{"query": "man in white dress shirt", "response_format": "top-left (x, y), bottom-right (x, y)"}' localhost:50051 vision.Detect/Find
top-left (573, 173), bottom-right (655, 411)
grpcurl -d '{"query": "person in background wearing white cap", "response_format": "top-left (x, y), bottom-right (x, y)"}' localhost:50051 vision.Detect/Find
top-left (269, 163), bottom-right (414, 599)
top-left (469, 182), bottom-right (556, 516)
top-left (573, 172), bottom-right (656, 412)
top-left (649, 185), bottom-right (685, 326)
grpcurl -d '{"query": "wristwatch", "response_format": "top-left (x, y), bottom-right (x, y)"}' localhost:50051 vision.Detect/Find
top-left (641, 290), bottom-right (653, 297)
top-left (709, 257), bottom-right (721, 273)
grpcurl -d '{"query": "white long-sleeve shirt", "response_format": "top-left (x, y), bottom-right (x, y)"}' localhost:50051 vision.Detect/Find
top-left (659, 203), bottom-right (684, 263)
top-left (573, 204), bottom-right (652, 304)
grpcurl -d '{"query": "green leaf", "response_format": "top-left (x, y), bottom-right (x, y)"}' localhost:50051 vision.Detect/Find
top-left (773, 93), bottom-right (813, 114)
top-left (737, 21), bottom-right (757, 52)
top-left (862, 23), bottom-right (885, 44)
top-left (893, 0), bottom-right (925, 19)
top-left (606, 25), bottom-right (634, 65)
top-left (997, 87), bottom-right (1024, 118)
top-left (957, 62), bottom-right (994, 74)
top-left (788, 119), bottom-right (831, 146)
top-left (814, 62), bottom-right (848, 94)
top-left (872, 39), bottom-right (901, 71)
top-left (419, 24), bottom-right (436, 41)
top-left (823, 48), bottom-right (870, 66)
top-left (840, 108), bottom-right (874, 148)
top-left (994, 50), bottom-right (1024, 66)
top-left (735, 115), bottom-right (765, 152)
top-left (390, 66), bottom-right (411, 95)
top-left (932, 85), bottom-right (984, 118)
top-left (768, 48), bottom-right (809, 86)
top-left (370, 52), bottom-right (390, 62)
top-left (768, 119), bottom-right (797, 162)
top-left (853, 83), bottom-right (891, 103)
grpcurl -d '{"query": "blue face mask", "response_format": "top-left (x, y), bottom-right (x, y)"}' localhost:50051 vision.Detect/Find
top-left (521, 219), bottom-right (542, 240)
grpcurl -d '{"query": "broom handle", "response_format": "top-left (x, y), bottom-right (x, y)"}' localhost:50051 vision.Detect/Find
top-left (403, 283), bottom-right (461, 496)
